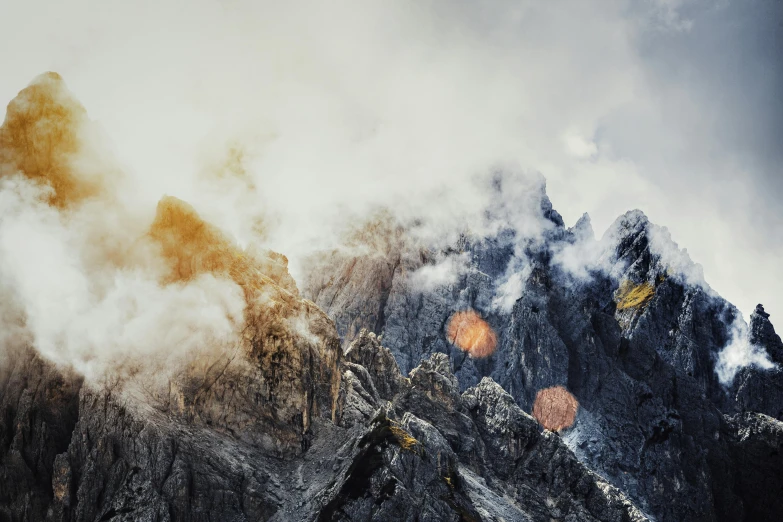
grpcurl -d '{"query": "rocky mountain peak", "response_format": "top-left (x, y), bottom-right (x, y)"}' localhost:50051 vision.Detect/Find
top-left (749, 303), bottom-right (783, 365)
top-left (0, 71), bottom-right (110, 208)
top-left (302, 179), bottom-right (783, 521)
top-left (569, 212), bottom-right (595, 240)
top-left (603, 209), bottom-right (654, 276)
top-left (753, 303), bottom-right (770, 318)
top-left (2, 73), bottom-right (783, 521)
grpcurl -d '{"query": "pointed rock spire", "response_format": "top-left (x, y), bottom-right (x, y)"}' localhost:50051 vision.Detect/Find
top-left (749, 304), bottom-right (783, 365)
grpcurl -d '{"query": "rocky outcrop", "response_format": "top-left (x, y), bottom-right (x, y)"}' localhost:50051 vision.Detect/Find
top-left (0, 347), bottom-right (82, 522)
top-left (0, 244), bottom-right (346, 521)
top-left (0, 329), bottom-right (650, 521)
top-left (729, 305), bottom-right (783, 420)
top-left (138, 195), bottom-right (344, 457)
top-left (722, 412), bottom-right (783, 522)
top-left (343, 330), bottom-right (406, 401)
top-left (303, 185), bottom-right (783, 521)
top-left (322, 338), bottom-right (648, 522)
top-left (1, 73), bottom-right (781, 521)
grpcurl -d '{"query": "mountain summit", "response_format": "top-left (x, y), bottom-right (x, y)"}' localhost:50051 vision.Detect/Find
top-left (1, 75), bottom-right (781, 521)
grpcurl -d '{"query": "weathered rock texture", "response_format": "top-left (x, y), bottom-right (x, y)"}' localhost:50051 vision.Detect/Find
top-left (1, 328), bottom-right (653, 521)
top-left (304, 177), bottom-right (783, 521)
top-left (323, 335), bottom-right (647, 522)
top-left (729, 305), bottom-right (783, 420)
top-left (1, 74), bottom-right (782, 522)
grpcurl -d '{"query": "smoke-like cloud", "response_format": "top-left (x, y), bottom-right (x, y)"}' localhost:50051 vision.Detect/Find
top-left (0, 74), bottom-right (248, 383)
top-left (1, 1), bottom-right (777, 323)
top-left (715, 316), bottom-right (775, 385)
top-left (1, 1), bottom-right (781, 384)
top-left (409, 253), bottom-right (470, 294)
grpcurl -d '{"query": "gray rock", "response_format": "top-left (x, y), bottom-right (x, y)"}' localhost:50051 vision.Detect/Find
top-left (0, 337), bottom-right (648, 522)
top-left (1, 74), bottom-right (781, 522)
top-left (729, 306), bottom-right (783, 420)
top-left (303, 190), bottom-right (783, 521)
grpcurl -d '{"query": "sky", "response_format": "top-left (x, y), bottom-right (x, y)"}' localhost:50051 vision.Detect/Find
top-left (0, 0), bottom-right (781, 320)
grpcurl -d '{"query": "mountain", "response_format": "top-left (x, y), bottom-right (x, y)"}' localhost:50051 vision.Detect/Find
top-left (0, 74), bottom-right (781, 521)
top-left (302, 173), bottom-right (783, 521)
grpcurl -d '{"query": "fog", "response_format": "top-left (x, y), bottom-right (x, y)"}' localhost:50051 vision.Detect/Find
top-left (0, 1), bottom-right (781, 381)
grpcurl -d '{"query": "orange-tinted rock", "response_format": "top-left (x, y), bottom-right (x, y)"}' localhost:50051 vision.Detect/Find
top-left (0, 72), bottom-right (108, 207)
top-left (148, 195), bottom-right (298, 295)
top-left (144, 195), bottom-right (341, 455)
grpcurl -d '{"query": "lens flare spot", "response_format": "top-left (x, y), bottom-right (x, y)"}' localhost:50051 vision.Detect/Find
top-left (532, 386), bottom-right (579, 432)
top-left (446, 310), bottom-right (497, 358)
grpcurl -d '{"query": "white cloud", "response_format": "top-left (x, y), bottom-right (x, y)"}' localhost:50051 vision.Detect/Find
top-left (0, 0), bottom-right (777, 323)
top-left (647, 223), bottom-right (711, 291)
top-left (492, 266), bottom-right (532, 313)
top-left (563, 131), bottom-right (599, 160)
top-left (409, 253), bottom-right (469, 293)
top-left (715, 316), bottom-right (775, 385)
top-left (0, 175), bottom-right (245, 380)
top-left (553, 214), bottom-right (606, 281)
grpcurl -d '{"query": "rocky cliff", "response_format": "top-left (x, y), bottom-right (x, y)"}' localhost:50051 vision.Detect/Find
top-left (303, 175), bottom-right (783, 521)
top-left (1, 74), bottom-right (781, 522)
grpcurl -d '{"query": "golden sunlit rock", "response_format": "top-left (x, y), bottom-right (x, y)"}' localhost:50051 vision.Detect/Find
top-left (615, 279), bottom-right (656, 311)
top-left (446, 310), bottom-right (497, 358)
top-left (532, 385), bottom-right (579, 432)
top-left (0, 72), bottom-right (108, 207)
top-left (148, 195), bottom-right (298, 296)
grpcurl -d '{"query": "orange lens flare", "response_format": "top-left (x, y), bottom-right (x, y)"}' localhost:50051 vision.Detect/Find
top-left (532, 386), bottom-right (579, 432)
top-left (446, 310), bottom-right (497, 358)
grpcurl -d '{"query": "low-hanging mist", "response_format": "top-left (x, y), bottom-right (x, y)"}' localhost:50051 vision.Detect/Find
top-left (0, 71), bottom-right (775, 388)
top-left (2, 0), bottom-right (780, 321)
top-left (2, 5), bottom-right (783, 521)
top-left (0, 73), bottom-right (307, 386)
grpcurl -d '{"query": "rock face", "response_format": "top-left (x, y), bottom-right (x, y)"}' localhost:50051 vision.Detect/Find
top-left (146, 195), bottom-right (343, 456)
top-left (0, 330), bottom-right (651, 521)
top-left (1, 74), bottom-right (782, 521)
top-left (0, 190), bottom-right (347, 521)
top-left (729, 305), bottom-right (783, 420)
top-left (722, 412), bottom-right (783, 522)
top-left (303, 177), bottom-right (783, 521)
top-left (323, 336), bottom-right (647, 522)
top-left (0, 347), bottom-right (82, 521)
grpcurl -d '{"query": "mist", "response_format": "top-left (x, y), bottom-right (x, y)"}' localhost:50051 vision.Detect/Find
top-left (1, 1), bottom-right (779, 317)
top-left (3, 0), bottom-right (777, 319)
top-left (0, 1), bottom-right (781, 383)
top-left (0, 74), bottom-right (248, 383)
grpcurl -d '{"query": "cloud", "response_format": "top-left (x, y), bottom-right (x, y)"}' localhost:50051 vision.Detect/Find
top-left (409, 253), bottom-right (469, 293)
top-left (715, 316), bottom-right (775, 385)
top-left (646, 222), bottom-right (710, 290)
top-left (551, 214), bottom-right (605, 282)
top-left (0, 0), bottom-right (780, 325)
top-left (491, 268), bottom-right (531, 313)
top-left (563, 131), bottom-right (599, 160)
top-left (644, 0), bottom-right (696, 31)
top-left (0, 176), bottom-right (245, 380)
top-left (0, 75), bottom-right (249, 384)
